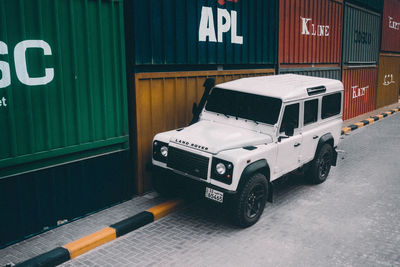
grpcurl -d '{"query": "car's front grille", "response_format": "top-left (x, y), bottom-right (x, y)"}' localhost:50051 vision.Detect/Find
top-left (167, 147), bottom-right (209, 179)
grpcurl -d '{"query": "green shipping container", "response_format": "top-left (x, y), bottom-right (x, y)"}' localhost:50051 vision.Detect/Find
top-left (0, 0), bottom-right (129, 177)
top-left (126, 0), bottom-right (278, 67)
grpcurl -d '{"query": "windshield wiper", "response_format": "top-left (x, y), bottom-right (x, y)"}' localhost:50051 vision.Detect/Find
top-left (252, 120), bottom-right (259, 125)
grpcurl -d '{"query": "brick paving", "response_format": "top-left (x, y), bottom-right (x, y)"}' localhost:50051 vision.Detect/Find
top-left (2, 111), bottom-right (400, 267)
top-left (60, 112), bottom-right (400, 266)
top-left (0, 193), bottom-right (164, 266)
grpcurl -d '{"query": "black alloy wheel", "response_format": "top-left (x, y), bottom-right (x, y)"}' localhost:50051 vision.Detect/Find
top-left (246, 184), bottom-right (265, 219)
top-left (319, 151), bottom-right (331, 179)
top-left (308, 143), bottom-right (333, 184)
top-left (233, 173), bottom-right (268, 228)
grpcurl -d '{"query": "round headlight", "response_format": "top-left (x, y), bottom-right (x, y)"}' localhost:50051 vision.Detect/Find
top-left (216, 163), bottom-right (226, 175)
top-left (160, 146), bottom-right (168, 157)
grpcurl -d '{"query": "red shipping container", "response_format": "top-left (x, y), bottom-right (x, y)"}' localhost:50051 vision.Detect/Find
top-left (381, 0), bottom-right (400, 53)
top-left (342, 67), bottom-right (378, 120)
top-left (279, 0), bottom-right (343, 66)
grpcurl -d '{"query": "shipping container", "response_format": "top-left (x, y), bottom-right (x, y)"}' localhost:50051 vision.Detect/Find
top-left (345, 0), bottom-right (383, 13)
top-left (0, 0), bottom-right (129, 177)
top-left (134, 69), bottom-right (275, 193)
top-left (380, 0), bottom-right (400, 53)
top-left (0, 150), bottom-right (132, 248)
top-left (0, 0), bottom-right (132, 247)
top-left (342, 66), bottom-right (378, 120)
top-left (278, 66), bottom-right (341, 80)
top-left (376, 53), bottom-right (400, 108)
top-left (342, 3), bottom-right (381, 65)
top-left (278, 0), bottom-right (343, 66)
top-left (125, 0), bottom-right (277, 67)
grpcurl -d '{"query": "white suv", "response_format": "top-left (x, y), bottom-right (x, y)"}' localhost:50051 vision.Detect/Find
top-left (152, 74), bottom-right (343, 227)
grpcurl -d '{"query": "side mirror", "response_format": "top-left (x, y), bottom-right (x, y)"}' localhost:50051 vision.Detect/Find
top-left (284, 123), bottom-right (294, 137)
top-left (192, 102), bottom-right (198, 115)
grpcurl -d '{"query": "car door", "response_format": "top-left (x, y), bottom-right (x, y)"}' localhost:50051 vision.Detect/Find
top-left (275, 103), bottom-right (303, 176)
top-left (301, 98), bottom-right (322, 163)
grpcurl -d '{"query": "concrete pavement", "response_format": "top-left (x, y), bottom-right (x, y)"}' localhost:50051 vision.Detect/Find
top-left (61, 112), bottom-right (400, 266)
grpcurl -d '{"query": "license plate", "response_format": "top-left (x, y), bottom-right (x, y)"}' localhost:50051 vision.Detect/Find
top-left (205, 187), bottom-right (224, 203)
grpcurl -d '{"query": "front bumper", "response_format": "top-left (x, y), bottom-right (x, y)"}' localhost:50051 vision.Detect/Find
top-left (153, 165), bottom-right (237, 205)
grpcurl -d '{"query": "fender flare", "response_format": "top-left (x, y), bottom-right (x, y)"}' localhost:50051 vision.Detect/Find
top-left (238, 159), bottom-right (273, 202)
top-left (315, 133), bottom-right (337, 166)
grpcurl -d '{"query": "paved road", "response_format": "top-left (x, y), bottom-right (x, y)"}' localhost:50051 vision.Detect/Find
top-left (60, 113), bottom-right (399, 266)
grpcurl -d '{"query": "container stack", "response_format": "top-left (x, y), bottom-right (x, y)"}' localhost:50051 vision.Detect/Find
top-left (341, 1), bottom-right (381, 120)
top-left (2, 0), bottom-right (399, 249)
top-left (0, 0), bottom-right (131, 248)
top-left (278, 0), bottom-right (343, 79)
top-left (376, 0), bottom-right (400, 108)
top-left (125, 0), bottom-right (278, 193)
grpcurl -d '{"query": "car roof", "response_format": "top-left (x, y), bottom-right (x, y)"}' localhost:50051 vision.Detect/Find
top-left (216, 74), bottom-right (344, 102)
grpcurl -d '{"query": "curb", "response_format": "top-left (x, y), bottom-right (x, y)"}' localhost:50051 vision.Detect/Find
top-left (15, 199), bottom-right (184, 267)
top-left (341, 107), bottom-right (400, 135)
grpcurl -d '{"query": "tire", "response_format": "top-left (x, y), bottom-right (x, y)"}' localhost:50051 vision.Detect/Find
top-left (152, 171), bottom-right (179, 198)
top-left (307, 143), bottom-right (333, 184)
top-left (232, 173), bottom-right (268, 228)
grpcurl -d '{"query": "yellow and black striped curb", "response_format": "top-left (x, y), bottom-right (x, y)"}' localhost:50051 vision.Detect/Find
top-left (341, 107), bottom-right (400, 135)
top-left (15, 199), bottom-right (184, 267)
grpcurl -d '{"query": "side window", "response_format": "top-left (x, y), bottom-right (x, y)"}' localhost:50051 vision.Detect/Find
top-left (322, 93), bottom-right (341, 119)
top-left (280, 103), bottom-right (299, 133)
top-left (304, 99), bottom-right (318, 125)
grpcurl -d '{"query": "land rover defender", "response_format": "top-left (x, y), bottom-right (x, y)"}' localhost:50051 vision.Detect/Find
top-left (152, 74), bottom-right (343, 227)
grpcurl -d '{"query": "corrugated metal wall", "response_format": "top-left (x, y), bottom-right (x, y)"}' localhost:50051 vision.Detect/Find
top-left (342, 3), bottom-right (381, 65)
top-left (380, 0), bottom-right (400, 53)
top-left (0, 0), bottom-right (133, 248)
top-left (342, 66), bottom-right (378, 120)
top-left (0, 0), bottom-right (129, 177)
top-left (278, 0), bottom-right (343, 65)
top-left (134, 69), bottom-right (275, 193)
top-left (278, 67), bottom-right (341, 80)
top-left (376, 53), bottom-right (400, 108)
top-left (127, 0), bottom-right (277, 66)
top-left (0, 150), bottom-right (132, 248)
top-left (346, 0), bottom-right (383, 12)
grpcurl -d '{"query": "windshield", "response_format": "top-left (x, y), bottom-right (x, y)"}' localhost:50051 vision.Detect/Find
top-left (205, 87), bottom-right (282, 125)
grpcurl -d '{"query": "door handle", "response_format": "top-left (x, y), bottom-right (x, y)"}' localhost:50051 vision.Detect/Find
top-left (313, 135), bottom-right (319, 139)
top-left (294, 142), bottom-right (301, 147)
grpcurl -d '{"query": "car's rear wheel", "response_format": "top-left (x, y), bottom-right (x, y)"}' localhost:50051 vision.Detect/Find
top-left (307, 143), bottom-right (333, 184)
top-left (232, 173), bottom-right (268, 228)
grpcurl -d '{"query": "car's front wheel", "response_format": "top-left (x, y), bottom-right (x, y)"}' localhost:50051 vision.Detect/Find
top-left (232, 173), bottom-right (268, 227)
top-left (307, 143), bottom-right (333, 184)
top-left (152, 169), bottom-right (179, 197)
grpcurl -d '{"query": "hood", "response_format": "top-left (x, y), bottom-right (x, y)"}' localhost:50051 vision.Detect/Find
top-left (170, 120), bottom-right (272, 154)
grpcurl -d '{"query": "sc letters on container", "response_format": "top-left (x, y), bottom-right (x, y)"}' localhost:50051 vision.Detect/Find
top-left (0, 40), bottom-right (54, 88)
